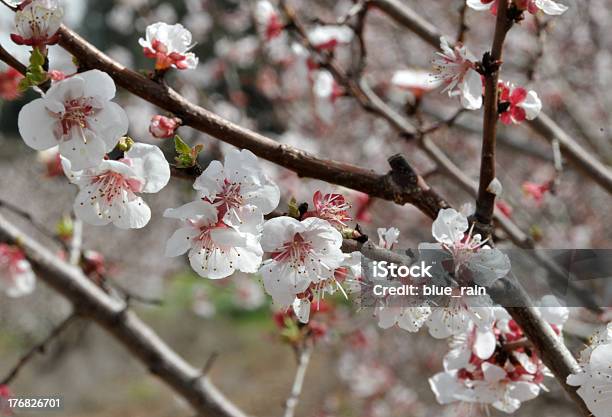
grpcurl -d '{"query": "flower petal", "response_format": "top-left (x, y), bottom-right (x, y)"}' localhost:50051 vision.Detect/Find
top-left (18, 99), bottom-right (59, 150)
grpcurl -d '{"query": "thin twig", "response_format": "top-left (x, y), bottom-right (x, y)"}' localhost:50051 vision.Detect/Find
top-left (68, 218), bottom-right (83, 266)
top-left (0, 313), bottom-right (78, 385)
top-left (473, 0), bottom-right (512, 237)
top-left (367, 0), bottom-right (612, 194)
top-left (283, 344), bottom-right (313, 417)
top-left (0, 213), bottom-right (249, 417)
top-left (456, 1), bottom-right (469, 43)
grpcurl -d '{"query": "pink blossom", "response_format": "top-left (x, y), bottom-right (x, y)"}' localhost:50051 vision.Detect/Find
top-left (496, 200), bottom-right (513, 218)
top-left (498, 81), bottom-right (542, 125)
top-left (0, 67), bottom-right (23, 101)
top-left (255, 1), bottom-right (284, 41)
top-left (522, 181), bottom-right (551, 205)
top-left (149, 115), bottom-right (181, 138)
top-left (303, 191), bottom-right (352, 229)
top-left (0, 384), bottom-right (12, 416)
top-left (48, 69), bottom-right (66, 81)
top-left (0, 244), bottom-right (36, 298)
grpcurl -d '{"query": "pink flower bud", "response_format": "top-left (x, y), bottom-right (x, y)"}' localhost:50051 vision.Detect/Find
top-left (48, 70), bottom-right (66, 81)
top-left (149, 115), bottom-right (181, 138)
top-left (0, 67), bottom-right (23, 101)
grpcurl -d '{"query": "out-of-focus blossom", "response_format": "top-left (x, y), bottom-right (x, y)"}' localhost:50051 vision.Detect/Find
top-left (11, 0), bottom-right (63, 48)
top-left (255, 1), bottom-right (284, 41)
top-left (139, 22), bottom-right (198, 70)
top-left (307, 25), bottom-right (353, 51)
top-left (522, 181), bottom-right (551, 205)
top-left (0, 244), bottom-right (36, 298)
top-left (303, 191), bottom-right (352, 229)
top-left (214, 36), bottom-right (259, 68)
top-left (0, 384), bottom-right (12, 416)
top-left (149, 115), bottom-right (181, 139)
top-left (0, 67), bottom-right (23, 101)
top-left (233, 275), bottom-right (266, 310)
top-left (18, 70), bottom-right (129, 170)
top-left (391, 69), bottom-right (441, 98)
top-left (498, 81), bottom-right (542, 125)
top-left (432, 37), bottom-right (482, 110)
top-left (63, 143), bottom-right (171, 229)
top-left (312, 70), bottom-right (343, 124)
top-left (192, 286), bottom-right (216, 318)
top-left (496, 200), bottom-right (513, 218)
top-left (353, 192), bottom-right (372, 223)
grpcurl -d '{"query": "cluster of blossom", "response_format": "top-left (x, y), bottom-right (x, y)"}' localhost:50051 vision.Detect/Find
top-left (429, 302), bottom-right (567, 413)
top-left (432, 37), bottom-right (542, 121)
top-left (467, 0), bottom-right (568, 16)
top-left (430, 0), bottom-right (562, 118)
top-left (567, 323), bottom-right (612, 417)
top-left (14, 5), bottom-right (205, 230)
top-left (376, 208), bottom-right (511, 336)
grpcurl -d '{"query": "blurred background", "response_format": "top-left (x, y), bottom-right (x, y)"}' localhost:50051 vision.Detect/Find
top-left (0, 0), bottom-right (610, 416)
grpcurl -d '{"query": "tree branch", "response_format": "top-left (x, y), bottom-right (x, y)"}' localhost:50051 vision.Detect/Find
top-left (0, 313), bottom-right (78, 386)
top-left (474, 0), bottom-right (512, 237)
top-left (283, 344), bottom-right (313, 417)
top-left (368, 0), bottom-right (612, 195)
top-left (0, 213), bottom-right (249, 417)
top-left (50, 26), bottom-right (449, 220)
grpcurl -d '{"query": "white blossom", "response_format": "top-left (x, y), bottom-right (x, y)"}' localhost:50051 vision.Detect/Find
top-left (307, 25), bottom-right (353, 50)
top-left (11, 0), bottom-right (63, 48)
top-left (432, 37), bottom-right (482, 110)
top-left (139, 22), bottom-right (198, 70)
top-left (259, 216), bottom-right (344, 307)
top-left (18, 70), bottom-right (129, 170)
top-left (567, 323), bottom-right (612, 417)
top-left (377, 227), bottom-right (400, 250)
top-left (165, 200), bottom-right (264, 279)
top-left (193, 148), bottom-right (280, 227)
top-left (63, 143), bottom-right (170, 229)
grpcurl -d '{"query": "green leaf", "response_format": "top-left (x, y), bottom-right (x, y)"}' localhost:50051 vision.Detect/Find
top-left (288, 197), bottom-right (300, 219)
top-left (174, 135), bottom-right (191, 155)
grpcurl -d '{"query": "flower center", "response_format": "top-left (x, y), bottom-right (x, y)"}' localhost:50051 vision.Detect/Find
top-left (60, 98), bottom-right (96, 138)
top-left (272, 233), bottom-right (313, 264)
top-left (90, 171), bottom-right (140, 204)
top-left (207, 179), bottom-right (244, 219)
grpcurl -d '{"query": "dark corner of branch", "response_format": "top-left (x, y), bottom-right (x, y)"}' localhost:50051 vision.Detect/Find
top-left (387, 154), bottom-right (419, 188)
